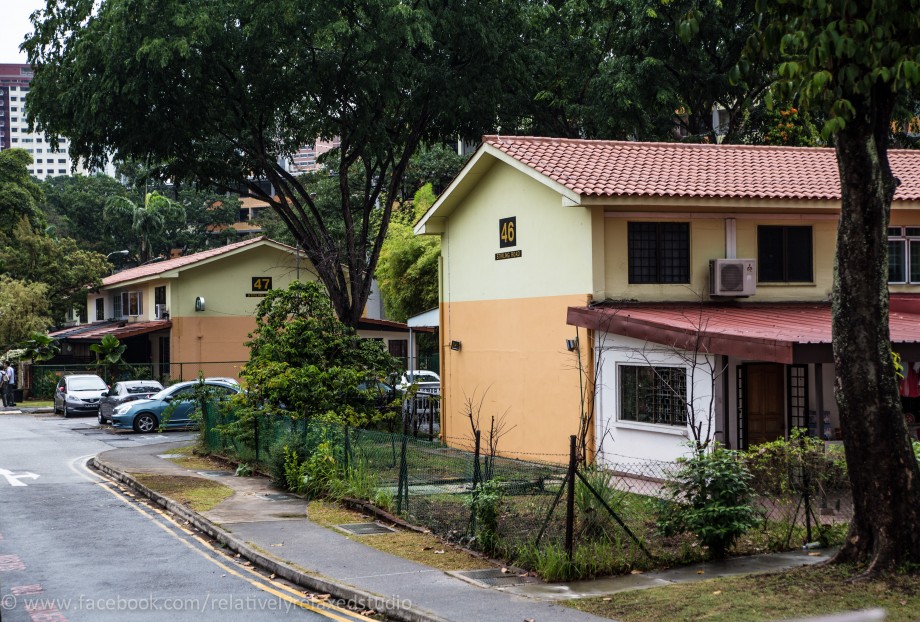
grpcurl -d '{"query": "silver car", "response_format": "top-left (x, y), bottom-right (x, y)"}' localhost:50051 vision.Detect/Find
top-left (53, 374), bottom-right (109, 418)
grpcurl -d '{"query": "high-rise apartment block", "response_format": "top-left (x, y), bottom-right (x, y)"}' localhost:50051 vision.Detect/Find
top-left (0, 63), bottom-right (93, 180)
top-left (283, 138), bottom-right (341, 174)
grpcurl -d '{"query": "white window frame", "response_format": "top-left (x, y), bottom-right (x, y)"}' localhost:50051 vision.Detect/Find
top-left (888, 227), bottom-right (920, 284)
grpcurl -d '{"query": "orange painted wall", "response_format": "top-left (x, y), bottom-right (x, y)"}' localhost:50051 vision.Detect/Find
top-left (170, 316), bottom-right (255, 381)
top-left (440, 293), bottom-right (591, 464)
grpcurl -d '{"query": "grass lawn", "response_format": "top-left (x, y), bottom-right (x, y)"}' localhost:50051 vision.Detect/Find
top-left (132, 474), bottom-right (234, 512)
top-left (21, 399), bottom-right (53, 407)
top-left (567, 564), bottom-right (920, 622)
top-left (307, 499), bottom-right (493, 571)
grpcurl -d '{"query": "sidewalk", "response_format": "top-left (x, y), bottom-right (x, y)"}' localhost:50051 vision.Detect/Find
top-left (93, 441), bottom-right (833, 622)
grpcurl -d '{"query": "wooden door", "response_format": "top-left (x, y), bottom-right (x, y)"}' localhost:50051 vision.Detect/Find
top-left (746, 363), bottom-right (785, 446)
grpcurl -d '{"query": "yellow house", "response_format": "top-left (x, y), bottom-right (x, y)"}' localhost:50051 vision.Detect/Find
top-left (50, 237), bottom-right (414, 381)
top-left (415, 136), bottom-right (920, 464)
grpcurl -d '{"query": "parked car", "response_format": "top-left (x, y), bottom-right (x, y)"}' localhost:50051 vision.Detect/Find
top-left (54, 374), bottom-right (109, 418)
top-left (110, 379), bottom-right (241, 433)
top-left (392, 370), bottom-right (441, 396)
top-left (357, 380), bottom-right (400, 409)
top-left (97, 380), bottom-right (165, 424)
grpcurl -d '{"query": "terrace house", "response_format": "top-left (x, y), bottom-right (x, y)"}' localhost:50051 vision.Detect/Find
top-left (415, 136), bottom-right (920, 465)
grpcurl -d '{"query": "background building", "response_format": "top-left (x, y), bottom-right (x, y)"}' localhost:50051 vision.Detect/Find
top-left (0, 63), bottom-right (115, 179)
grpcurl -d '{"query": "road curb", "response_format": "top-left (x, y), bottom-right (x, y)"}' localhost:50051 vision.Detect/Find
top-left (90, 456), bottom-right (451, 622)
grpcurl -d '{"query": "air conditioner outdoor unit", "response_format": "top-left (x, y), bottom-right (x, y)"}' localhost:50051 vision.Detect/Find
top-left (154, 304), bottom-right (168, 319)
top-left (710, 259), bottom-right (756, 297)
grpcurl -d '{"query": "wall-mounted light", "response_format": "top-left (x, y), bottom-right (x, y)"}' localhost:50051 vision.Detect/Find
top-left (195, 296), bottom-right (206, 312)
top-left (449, 340), bottom-right (462, 351)
top-left (565, 338), bottom-right (578, 352)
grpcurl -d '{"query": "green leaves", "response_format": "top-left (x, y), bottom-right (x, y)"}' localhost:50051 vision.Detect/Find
top-left (658, 444), bottom-right (760, 559)
top-left (745, 0), bottom-right (920, 136)
top-left (241, 281), bottom-right (399, 425)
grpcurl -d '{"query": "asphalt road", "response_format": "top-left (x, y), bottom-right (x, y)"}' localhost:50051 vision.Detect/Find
top-left (0, 413), bottom-right (372, 622)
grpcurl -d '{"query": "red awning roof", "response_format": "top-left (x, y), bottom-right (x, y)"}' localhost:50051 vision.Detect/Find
top-left (567, 303), bottom-right (920, 364)
top-left (49, 320), bottom-right (172, 343)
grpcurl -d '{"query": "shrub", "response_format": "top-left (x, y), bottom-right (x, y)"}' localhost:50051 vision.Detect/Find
top-left (744, 429), bottom-right (848, 499)
top-left (31, 370), bottom-right (59, 399)
top-left (657, 444), bottom-right (761, 559)
top-left (465, 478), bottom-right (505, 554)
top-left (575, 466), bottom-right (624, 541)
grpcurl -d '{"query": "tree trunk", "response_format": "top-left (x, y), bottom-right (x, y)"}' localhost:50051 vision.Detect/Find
top-left (831, 92), bottom-right (920, 573)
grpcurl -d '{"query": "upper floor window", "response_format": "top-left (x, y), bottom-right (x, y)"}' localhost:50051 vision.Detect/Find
top-left (619, 365), bottom-right (688, 427)
top-left (95, 298), bottom-right (105, 321)
top-left (627, 222), bottom-right (690, 284)
top-left (888, 227), bottom-right (920, 284)
top-left (113, 291), bottom-right (143, 317)
top-left (757, 225), bottom-right (813, 283)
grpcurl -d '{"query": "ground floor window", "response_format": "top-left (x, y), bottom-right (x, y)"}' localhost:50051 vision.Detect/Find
top-left (619, 365), bottom-right (688, 426)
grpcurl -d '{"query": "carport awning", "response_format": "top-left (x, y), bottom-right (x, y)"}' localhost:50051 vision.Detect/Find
top-left (48, 320), bottom-right (172, 343)
top-left (567, 302), bottom-right (920, 365)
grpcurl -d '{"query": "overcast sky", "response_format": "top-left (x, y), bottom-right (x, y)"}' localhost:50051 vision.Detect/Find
top-left (1, 0), bottom-right (46, 63)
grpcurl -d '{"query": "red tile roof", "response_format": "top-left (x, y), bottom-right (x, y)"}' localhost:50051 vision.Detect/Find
top-left (49, 320), bottom-right (172, 342)
top-left (484, 136), bottom-right (920, 201)
top-left (567, 303), bottom-right (920, 364)
top-left (103, 237), bottom-right (267, 286)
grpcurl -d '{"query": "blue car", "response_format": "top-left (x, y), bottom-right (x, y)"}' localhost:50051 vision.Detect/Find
top-left (110, 379), bottom-right (240, 433)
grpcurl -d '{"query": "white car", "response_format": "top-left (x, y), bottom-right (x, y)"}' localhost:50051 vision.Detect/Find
top-left (394, 370), bottom-right (440, 395)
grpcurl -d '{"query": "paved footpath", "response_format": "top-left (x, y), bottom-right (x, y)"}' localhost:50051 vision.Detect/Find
top-left (94, 441), bottom-right (833, 622)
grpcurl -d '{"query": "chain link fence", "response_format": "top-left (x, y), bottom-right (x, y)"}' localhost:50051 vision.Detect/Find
top-left (200, 405), bottom-right (853, 576)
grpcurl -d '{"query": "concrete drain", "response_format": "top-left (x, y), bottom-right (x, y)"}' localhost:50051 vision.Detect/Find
top-left (196, 470), bottom-right (232, 477)
top-left (260, 493), bottom-right (298, 501)
top-left (335, 522), bottom-right (396, 536)
top-left (449, 568), bottom-right (538, 588)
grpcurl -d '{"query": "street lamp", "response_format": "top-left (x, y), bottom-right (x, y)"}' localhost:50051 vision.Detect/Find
top-left (106, 250), bottom-right (130, 275)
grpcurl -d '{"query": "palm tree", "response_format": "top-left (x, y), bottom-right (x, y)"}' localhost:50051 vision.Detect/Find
top-left (104, 192), bottom-right (185, 263)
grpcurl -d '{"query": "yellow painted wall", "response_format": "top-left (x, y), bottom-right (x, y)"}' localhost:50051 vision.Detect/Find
top-left (442, 164), bottom-right (594, 302)
top-left (439, 294), bottom-right (591, 463)
top-left (439, 161), bottom-right (596, 463)
top-left (171, 245), bottom-right (308, 318)
top-left (603, 216), bottom-right (837, 302)
top-left (169, 315), bottom-right (255, 380)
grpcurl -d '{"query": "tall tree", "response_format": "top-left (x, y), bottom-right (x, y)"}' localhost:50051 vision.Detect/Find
top-left (25, 0), bottom-right (528, 326)
top-left (0, 277), bottom-right (51, 350)
top-left (103, 192), bottom-right (185, 263)
top-left (0, 219), bottom-right (109, 324)
top-left (0, 149), bottom-right (108, 325)
top-left (746, 0), bottom-right (920, 573)
top-left (41, 174), bottom-right (128, 251)
top-left (0, 149), bottom-right (46, 233)
top-left (377, 184), bottom-right (440, 322)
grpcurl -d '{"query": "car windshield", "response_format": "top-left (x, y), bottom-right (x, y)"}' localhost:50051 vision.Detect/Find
top-left (127, 384), bottom-right (161, 394)
top-left (407, 373), bottom-right (439, 384)
top-left (68, 377), bottom-right (107, 391)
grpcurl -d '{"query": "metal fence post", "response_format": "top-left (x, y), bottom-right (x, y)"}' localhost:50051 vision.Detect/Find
top-left (565, 434), bottom-right (577, 561)
top-left (254, 415), bottom-right (260, 462)
top-left (472, 430), bottom-right (482, 489)
top-left (344, 425), bottom-right (351, 473)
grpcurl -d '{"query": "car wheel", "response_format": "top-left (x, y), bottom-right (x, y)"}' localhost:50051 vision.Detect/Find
top-left (133, 413), bottom-right (158, 434)
top-left (98, 411), bottom-right (105, 425)
top-left (63, 403), bottom-right (70, 418)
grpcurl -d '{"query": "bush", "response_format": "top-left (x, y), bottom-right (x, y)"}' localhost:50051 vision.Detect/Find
top-left (465, 478), bottom-right (504, 554)
top-left (658, 444), bottom-right (761, 559)
top-left (575, 466), bottom-right (624, 541)
top-left (744, 429), bottom-right (848, 499)
top-left (31, 370), bottom-right (59, 399)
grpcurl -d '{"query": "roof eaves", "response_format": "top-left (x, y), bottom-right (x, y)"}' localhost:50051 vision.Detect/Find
top-left (414, 142), bottom-right (583, 236)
